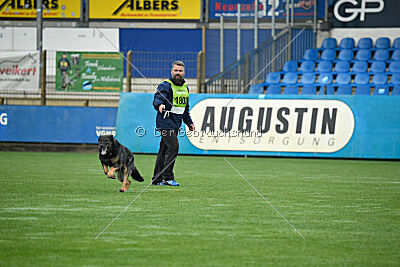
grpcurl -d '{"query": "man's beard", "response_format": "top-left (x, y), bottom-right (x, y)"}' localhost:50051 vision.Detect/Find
top-left (173, 74), bottom-right (183, 85)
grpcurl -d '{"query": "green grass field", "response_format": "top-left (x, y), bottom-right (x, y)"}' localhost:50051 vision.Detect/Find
top-left (0, 151), bottom-right (399, 266)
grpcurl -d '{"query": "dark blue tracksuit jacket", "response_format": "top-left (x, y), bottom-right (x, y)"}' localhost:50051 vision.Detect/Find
top-left (153, 77), bottom-right (194, 131)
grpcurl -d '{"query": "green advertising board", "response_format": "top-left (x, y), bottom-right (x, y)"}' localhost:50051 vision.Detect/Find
top-left (56, 52), bottom-right (123, 91)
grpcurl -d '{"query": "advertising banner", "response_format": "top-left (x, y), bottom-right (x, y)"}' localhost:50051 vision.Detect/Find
top-left (55, 51), bottom-right (123, 92)
top-left (0, 51), bottom-right (39, 91)
top-left (89, 0), bottom-right (201, 20)
top-left (116, 93), bottom-right (400, 159)
top-left (332, 0), bottom-right (400, 27)
top-left (209, 0), bottom-right (325, 19)
top-left (0, 106), bottom-right (117, 143)
top-left (0, 0), bottom-right (81, 19)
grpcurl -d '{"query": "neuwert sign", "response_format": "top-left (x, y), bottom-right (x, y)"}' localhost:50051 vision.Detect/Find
top-left (187, 99), bottom-right (355, 153)
top-left (90, 0), bottom-right (201, 20)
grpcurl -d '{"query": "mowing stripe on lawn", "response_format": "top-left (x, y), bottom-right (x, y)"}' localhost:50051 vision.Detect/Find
top-left (224, 158), bottom-right (306, 239)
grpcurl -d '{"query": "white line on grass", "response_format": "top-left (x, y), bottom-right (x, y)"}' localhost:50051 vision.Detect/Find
top-left (94, 156), bottom-right (177, 240)
top-left (224, 158), bottom-right (305, 239)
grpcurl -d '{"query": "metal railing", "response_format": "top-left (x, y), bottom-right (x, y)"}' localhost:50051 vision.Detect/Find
top-left (203, 26), bottom-right (314, 94)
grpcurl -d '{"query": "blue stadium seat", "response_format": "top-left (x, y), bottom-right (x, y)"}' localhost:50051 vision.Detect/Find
top-left (320, 49), bottom-right (336, 61)
top-left (392, 38), bottom-right (400, 50)
top-left (355, 49), bottom-right (371, 61)
top-left (354, 73), bottom-right (370, 85)
top-left (370, 61), bottom-right (386, 74)
top-left (266, 85), bottom-right (281, 94)
top-left (334, 61), bottom-right (350, 73)
top-left (392, 86), bottom-right (400, 95)
top-left (282, 72), bottom-right (298, 85)
top-left (352, 61), bottom-right (368, 73)
top-left (337, 85), bottom-right (352, 95)
top-left (317, 61), bottom-right (332, 73)
top-left (339, 38), bottom-right (355, 49)
top-left (375, 37), bottom-right (390, 49)
top-left (391, 73), bottom-right (400, 86)
top-left (391, 50), bottom-right (400, 61)
top-left (301, 86), bottom-right (317, 95)
top-left (299, 61), bottom-right (315, 73)
top-left (321, 37), bottom-right (337, 49)
top-left (337, 49), bottom-right (353, 61)
top-left (336, 73), bottom-right (351, 85)
top-left (300, 73), bottom-right (316, 85)
top-left (248, 83), bottom-right (265, 94)
top-left (357, 37), bottom-right (373, 49)
top-left (317, 73), bottom-right (333, 86)
top-left (373, 86), bottom-right (389, 95)
top-left (373, 49), bottom-right (389, 61)
top-left (283, 85), bottom-right (299, 94)
top-left (282, 60), bottom-right (298, 73)
top-left (265, 72), bottom-right (281, 85)
top-left (371, 73), bottom-right (387, 86)
top-left (326, 85), bottom-right (335, 95)
top-left (303, 49), bottom-right (319, 61)
top-left (388, 61), bottom-right (400, 74)
top-left (355, 86), bottom-right (371, 95)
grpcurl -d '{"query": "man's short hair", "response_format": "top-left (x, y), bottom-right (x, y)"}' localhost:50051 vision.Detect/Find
top-left (172, 60), bottom-right (185, 68)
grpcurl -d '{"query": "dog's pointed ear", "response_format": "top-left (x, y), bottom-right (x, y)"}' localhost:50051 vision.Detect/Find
top-left (113, 136), bottom-right (120, 146)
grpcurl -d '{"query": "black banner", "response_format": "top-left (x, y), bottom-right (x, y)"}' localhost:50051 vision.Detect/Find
top-left (332, 0), bottom-right (400, 28)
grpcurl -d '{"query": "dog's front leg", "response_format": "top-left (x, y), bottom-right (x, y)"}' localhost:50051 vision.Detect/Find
top-left (107, 166), bottom-right (118, 179)
top-left (102, 164), bottom-right (109, 176)
top-left (120, 167), bottom-right (131, 192)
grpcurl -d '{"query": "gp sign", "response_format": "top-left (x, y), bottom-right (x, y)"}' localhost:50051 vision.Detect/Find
top-left (187, 99), bottom-right (355, 153)
top-left (333, 0), bottom-right (384, 22)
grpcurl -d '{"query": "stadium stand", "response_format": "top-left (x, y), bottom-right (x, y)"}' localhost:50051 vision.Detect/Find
top-left (337, 49), bottom-right (353, 61)
top-left (357, 38), bottom-right (373, 50)
top-left (375, 37), bottom-right (391, 49)
top-left (321, 37), bottom-right (337, 49)
top-left (337, 85), bottom-right (352, 95)
top-left (339, 37), bottom-right (355, 49)
top-left (283, 85), bottom-right (299, 94)
top-left (248, 83), bottom-right (265, 94)
top-left (251, 36), bottom-right (400, 96)
top-left (266, 85), bottom-right (281, 94)
top-left (299, 61), bottom-right (315, 73)
top-left (334, 61), bottom-right (350, 73)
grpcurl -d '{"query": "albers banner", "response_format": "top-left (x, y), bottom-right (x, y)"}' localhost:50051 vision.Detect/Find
top-left (0, 0), bottom-right (81, 19)
top-left (116, 93), bottom-right (400, 159)
top-left (55, 51), bottom-right (123, 92)
top-left (89, 0), bottom-right (201, 20)
top-left (0, 51), bottom-right (39, 91)
top-left (332, 0), bottom-right (400, 27)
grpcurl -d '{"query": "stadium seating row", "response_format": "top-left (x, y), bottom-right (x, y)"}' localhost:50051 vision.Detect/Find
top-left (248, 83), bottom-right (400, 96)
top-left (303, 48), bottom-right (400, 62)
top-left (264, 72), bottom-right (400, 87)
top-left (282, 60), bottom-right (400, 74)
top-left (319, 37), bottom-right (400, 50)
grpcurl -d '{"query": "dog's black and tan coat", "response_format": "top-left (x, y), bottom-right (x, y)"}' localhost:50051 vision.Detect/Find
top-left (98, 135), bottom-right (144, 192)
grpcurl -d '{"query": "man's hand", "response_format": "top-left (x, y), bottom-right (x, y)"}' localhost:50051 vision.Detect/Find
top-left (189, 124), bottom-right (195, 131)
top-left (158, 104), bottom-right (165, 113)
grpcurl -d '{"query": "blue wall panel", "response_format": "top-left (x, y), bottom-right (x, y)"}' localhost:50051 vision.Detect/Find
top-left (116, 93), bottom-right (400, 159)
top-left (0, 106), bottom-right (117, 144)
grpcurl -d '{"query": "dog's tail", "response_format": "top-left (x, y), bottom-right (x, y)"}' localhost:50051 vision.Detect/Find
top-left (131, 167), bottom-right (144, 182)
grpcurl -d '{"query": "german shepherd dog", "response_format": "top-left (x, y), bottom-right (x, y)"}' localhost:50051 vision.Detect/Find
top-left (98, 135), bottom-right (144, 192)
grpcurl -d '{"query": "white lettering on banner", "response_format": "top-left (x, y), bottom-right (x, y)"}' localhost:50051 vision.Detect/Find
top-left (0, 113), bottom-right (7, 125)
top-left (334, 0), bottom-right (384, 22)
top-left (96, 126), bottom-right (116, 137)
top-left (186, 99), bottom-right (355, 153)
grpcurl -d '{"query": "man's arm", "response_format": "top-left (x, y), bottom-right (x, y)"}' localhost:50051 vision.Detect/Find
top-left (153, 82), bottom-right (169, 112)
top-left (183, 96), bottom-right (194, 130)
